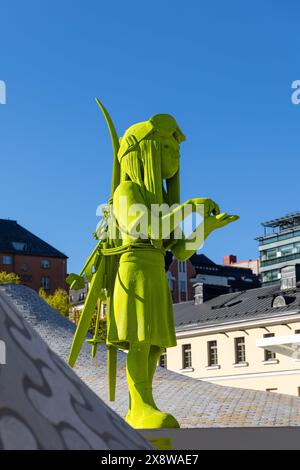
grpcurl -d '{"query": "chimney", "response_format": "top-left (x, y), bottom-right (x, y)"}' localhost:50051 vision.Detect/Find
top-left (280, 264), bottom-right (300, 290)
top-left (223, 255), bottom-right (237, 266)
top-left (194, 283), bottom-right (205, 305)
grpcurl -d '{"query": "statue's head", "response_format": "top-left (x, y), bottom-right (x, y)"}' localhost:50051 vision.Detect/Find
top-left (118, 115), bottom-right (185, 205)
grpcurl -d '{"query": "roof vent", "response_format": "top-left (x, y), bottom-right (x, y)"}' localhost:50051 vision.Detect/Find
top-left (272, 294), bottom-right (295, 308)
top-left (272, 295), bottom-right (286, 308)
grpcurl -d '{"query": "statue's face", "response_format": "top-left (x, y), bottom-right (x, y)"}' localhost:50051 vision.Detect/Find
top-left (160, 135), bottom-right (180, 180)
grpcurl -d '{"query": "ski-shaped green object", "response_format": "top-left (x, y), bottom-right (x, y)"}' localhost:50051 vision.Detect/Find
top-left (68, 256), bottom-right (105, 367)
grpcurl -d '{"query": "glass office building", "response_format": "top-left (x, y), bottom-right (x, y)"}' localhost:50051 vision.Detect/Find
top-left (257, 212), bottom-right (300, 286)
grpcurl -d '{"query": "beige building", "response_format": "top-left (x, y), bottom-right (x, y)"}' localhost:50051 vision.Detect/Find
top-left (166, 265), bottom-right (300, 396)
top-left (223, 254), bottom-right (260, 276)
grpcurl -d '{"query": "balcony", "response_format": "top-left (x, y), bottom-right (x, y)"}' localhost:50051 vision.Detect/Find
top-left (258, 228), bottom-right (300, 246)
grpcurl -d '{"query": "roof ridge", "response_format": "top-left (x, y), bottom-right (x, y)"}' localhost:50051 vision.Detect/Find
top-left (0, 219), bottom-right (67, 258)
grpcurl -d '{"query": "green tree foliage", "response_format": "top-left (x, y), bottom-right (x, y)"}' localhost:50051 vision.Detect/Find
top-left (70, 305), bottom-right (107, 339)
top-left (89, 310), bottom-right (107, 340)
top-left (39, 288), bottom-right (70, 316)
top-left (0, 271), bottom-right (20, 284)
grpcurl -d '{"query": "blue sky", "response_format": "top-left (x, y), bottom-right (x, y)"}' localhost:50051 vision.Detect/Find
top-left (1, 0), bottom-right (299, 273)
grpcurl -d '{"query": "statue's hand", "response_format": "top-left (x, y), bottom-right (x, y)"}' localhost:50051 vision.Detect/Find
top-left (187, 198), bottom-right (220, 217)
top-left (205, 212), bottom-right (239, 236)
top-left (66, 273), bottom-right (85, 291)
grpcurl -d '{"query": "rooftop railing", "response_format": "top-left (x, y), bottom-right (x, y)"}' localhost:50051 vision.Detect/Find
top-left (258, 228), bottom-right (300, 246)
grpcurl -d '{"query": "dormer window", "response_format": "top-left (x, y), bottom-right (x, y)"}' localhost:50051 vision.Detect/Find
top-left (12, 241), bottom-right (27, 251)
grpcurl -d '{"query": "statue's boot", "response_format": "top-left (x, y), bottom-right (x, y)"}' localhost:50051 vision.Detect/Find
top-left (125, 343), bottom-right (180, 428)
top-left (125, 380), bottom-right (179, 429)
top-left (126, 347), bottom-right (160, 421)
top-left (125, 381), bottom-right (158, 422)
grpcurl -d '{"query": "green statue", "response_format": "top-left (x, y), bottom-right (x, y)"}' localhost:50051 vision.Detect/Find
top-left (67, 100), bottom-right (239, 429)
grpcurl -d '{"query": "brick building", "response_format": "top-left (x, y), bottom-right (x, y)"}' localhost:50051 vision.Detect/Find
top-left (70, 251), bottom-right (260, 311)
top-left (0, 219), bottom-right (67, 294)
top-left (165, 252), bottom-right (260, 304)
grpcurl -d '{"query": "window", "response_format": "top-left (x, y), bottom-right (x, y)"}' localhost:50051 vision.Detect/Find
top-left (266, 388), bottom-right (278, 393)
top-left (295, 330), bottom-right (300, 335)
top-left (41, 276), bottom-right (50, 290)
top-left (263, 333), bottom-right (276, 361)
top-left (295, 242), bottom-right (300, 253)
top-left (298, 387), bottom-right (300, 397)
top-left (262, 269), bottom-right (280, 283)
top-left (12, 241), bottom-right (27, 251)
top-left (180, 281), bottom-right (186, 293)
top-left (234, 337), bottom-right (246, 364)
top-left (159, 349), bottom-right (167, 368)
top-left (79, 292), bottom-right (85, 301)
top-left (180, 282), bottom-right (187, 301)
top-left (21, 263), bottom-right (28, 272)
top-left (69, 295), bottom-right (74, 302)
top-left (182, 344), bottom-right (192, 369)
top-left (264, 248), bottom-right (277, 260)
top-left (41, 259), bottom-right (50, 269)
top-left (179, 261), bottom-right (186, 272)
top-left (207, 340), bottom-right (218, 366)
top-left (280, 244), bottom-right (293, 256)
top-left (3, 255), bottom-right (12, 265)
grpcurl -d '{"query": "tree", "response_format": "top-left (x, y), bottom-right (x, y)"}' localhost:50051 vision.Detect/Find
top-left (0, 271), bottom-right (20, 284)
top-left (70, 305), bottom-right (107, 340)
top-left (39, 288), bottom-right (70, 317)
top-left (89, 310), bottom-right (107, 340)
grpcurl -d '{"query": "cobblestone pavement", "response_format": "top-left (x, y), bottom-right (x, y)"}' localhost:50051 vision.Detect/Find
top-left (2, 284), bottom-right (300, 428)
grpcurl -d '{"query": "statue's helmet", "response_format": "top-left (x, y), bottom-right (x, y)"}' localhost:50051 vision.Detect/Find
top-left (118, 114), bottom-right (185, 162)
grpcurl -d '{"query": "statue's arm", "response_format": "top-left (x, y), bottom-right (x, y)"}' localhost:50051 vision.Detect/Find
top-left (113, 181), bottom-right (238, 249)
top-left (113, 182), bottom-right (217, 241)
top-left (170, 213), bottom-right (239, 261)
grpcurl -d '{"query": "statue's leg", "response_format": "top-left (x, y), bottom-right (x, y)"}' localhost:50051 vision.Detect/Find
top-left (127, 345), bottom-right (162, 416)
top-left (147, 345), bottom-right (164, 410)
top-left (126, 342), bottom-right (180, 429)
top-left (126, 344), bottom-right (159, 420)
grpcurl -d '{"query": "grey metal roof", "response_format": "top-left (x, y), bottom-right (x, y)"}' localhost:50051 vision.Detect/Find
top-left (0, 219), bottom-right (67, 258)
top-left (174, 284), bottom-right (300, 330)
top-left (164, 252), bottom-right (216, 271)
top-left (1, 283), bottom-right (300, 428)
top-left (189, 253), bottom-right (217, 267)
